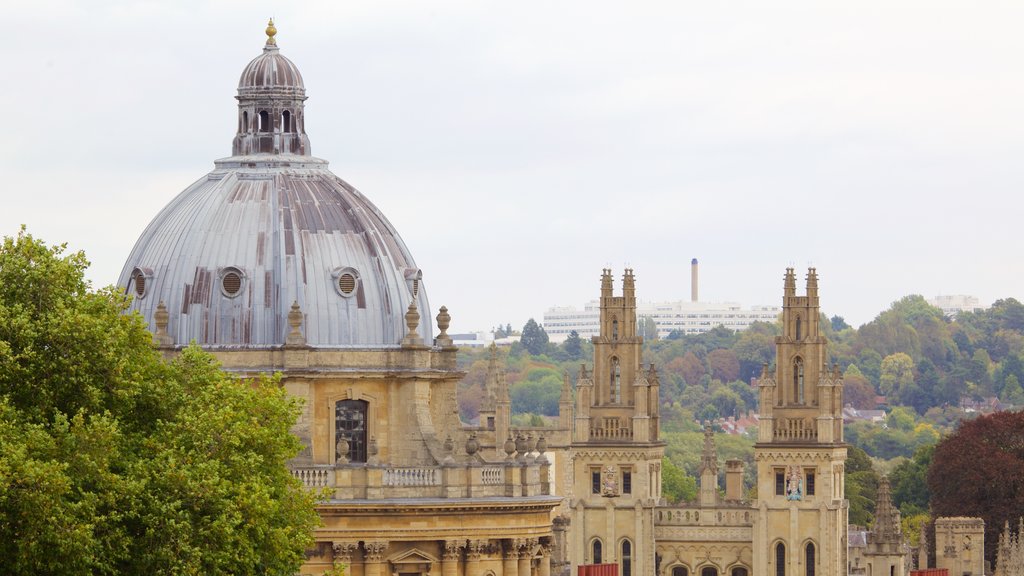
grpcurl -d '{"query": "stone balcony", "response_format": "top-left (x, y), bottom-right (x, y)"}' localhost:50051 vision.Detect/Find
top-left (290, 458), bottom-right (553, 500)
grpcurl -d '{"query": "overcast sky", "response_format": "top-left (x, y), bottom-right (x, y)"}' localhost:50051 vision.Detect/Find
top-left (4, 1), bottom-right (1023, 334)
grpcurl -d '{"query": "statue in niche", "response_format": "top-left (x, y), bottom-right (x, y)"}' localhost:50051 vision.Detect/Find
top-left (786, 465), bottom-right (803, 500)
top-left (601, 465), bottom-right (619, 497)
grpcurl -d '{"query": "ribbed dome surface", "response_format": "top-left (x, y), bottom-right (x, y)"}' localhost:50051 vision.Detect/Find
top-left (238, 45), bottom-right (305, 91)
top-left (118, 158), bottom-right (432, 348)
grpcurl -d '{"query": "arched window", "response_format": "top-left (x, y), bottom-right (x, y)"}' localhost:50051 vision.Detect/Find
top-left (701, 568), bottom-right (718, 576)
top-left (793, 358), bottom-right (804, 404)
top-left (335, 399), bottom-right (368, 463)
top-left (242, 110), bottom-right (249, 132)
top-left (731, 569), bottom-right (748, 576)
top-left (775, 542), bottom-right (785, 576)
top-left (611, 357), bottom-right (621, 404)
top-left (612, 318), bottom-right (619, 340)
top-left (258, 110), bottom-right (270, 132)
top-left (592, 540), bottom-right (602, 564)
top-left (621, 540), bottom-right (632, 576)
top-left (672, 568), bottom-right (689, 576)
top-left (282, 110), bottom-right (292, 132)
top-left (795, 315), bottom-right (802, 340)
top-left (805, 543), bottom-right (815, 576)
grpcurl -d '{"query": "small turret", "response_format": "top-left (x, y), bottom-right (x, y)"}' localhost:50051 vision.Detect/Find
top-left (698, 424), bottom-right (719, 506)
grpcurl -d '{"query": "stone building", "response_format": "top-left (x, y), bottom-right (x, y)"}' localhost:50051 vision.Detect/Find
top-left (566, 267), bottom-right (848, 576)
top-left (120, 22), bottom-right (853, 576)
top-left (933, 517), bottom-right (985, 576)
top-left (847, 477), bottom-right (907, 576)
top-left (119, 22), bottom-right (561, 576)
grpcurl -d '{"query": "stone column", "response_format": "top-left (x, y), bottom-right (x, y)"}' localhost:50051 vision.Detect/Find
top-left (538, 540), bottom-right (552, 576)
top-left (518, 538), bottom-right (537, 576)
top-left (503, 540), bottom-right (520, 576)
top-left (467, 540), bottom-right (488, 576)
top-left (364, 541), bottom-right (389, 576)
top-left (443, 540), bottom-right (465, 576)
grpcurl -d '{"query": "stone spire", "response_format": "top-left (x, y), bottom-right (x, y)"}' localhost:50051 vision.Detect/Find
top-left (698, 424), bottom-right (719, 476)
top-left (698, 423), bottom-right (719, 506)
top-left (482, 343), bottom-right (500, 411)
top-left (869, 476), bottom-right (901, 544)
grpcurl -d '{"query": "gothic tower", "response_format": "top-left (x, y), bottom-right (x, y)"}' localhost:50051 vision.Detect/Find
top-left (571, 269), bottom-right (664, 576)
top-left (753, 268), bottom-right (848, 576)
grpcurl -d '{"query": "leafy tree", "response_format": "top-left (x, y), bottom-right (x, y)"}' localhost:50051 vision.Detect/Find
top-left (520, 318), bottom-right (550, 356)
top-left (845, 445), bottom-right (880, 527)
top-left (679, 351), bottom-right (705, 387)
top-left (707, 349), bottom-right (740, 383)
top-left (928, 410), bottom-right (1024, 567)
top-left (890, 444), bottom-right (933, 517)
top-left (0, 230), bottom-right (319, 576)
top-left (843, 365), bottom-right (877, 409)
top-left (831, 315), bottom-right (851, 332)
top-left (661, 457), bottom-right (697, 504)
top-left (733, 321), bottom-right (778, 382)
top-left (563, 330), bottom-right (583, 360)
top-left (1002, 374), bottom-right (1024, 405)
top-left (880, 352), bottom-right (915, 397)
top-left (639, 316), bottom-right (659, 342)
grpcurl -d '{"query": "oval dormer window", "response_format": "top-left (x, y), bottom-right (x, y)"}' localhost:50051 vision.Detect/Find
top-left (220, 267), bottom-right (245, 298)
top-left (333, 267), bottom-right (360, 298)
top-left (130, 267), bottom-right (150, 298)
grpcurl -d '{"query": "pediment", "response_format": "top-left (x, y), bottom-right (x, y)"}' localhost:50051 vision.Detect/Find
top-left (389, 548), bottom-right (438, 565)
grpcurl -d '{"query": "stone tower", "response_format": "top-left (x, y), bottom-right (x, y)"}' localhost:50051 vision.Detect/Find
top-left (753, 268), bottom-right (848, 576)
top-left (571, 269), bottom-right (664, 576)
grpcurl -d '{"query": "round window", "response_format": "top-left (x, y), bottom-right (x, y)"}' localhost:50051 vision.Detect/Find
top-left (338, 273), bottom-right (357, 295)
top-left (222, 270), bottom-right (243, 297)
top-left (333, 268), bottom-right (359, 297)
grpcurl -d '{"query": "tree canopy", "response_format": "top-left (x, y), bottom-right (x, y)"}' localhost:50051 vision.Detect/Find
top-left (520, 318), bottom-right (550, 355)
top-left (0, 230), bottom-right (319, 576)
top-left (927, 410), bottom-right (1024, 567)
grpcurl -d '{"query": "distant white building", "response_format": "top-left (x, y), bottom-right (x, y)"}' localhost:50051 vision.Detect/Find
top-left (543, 299), bottom-right (780, 342)
top-left (927, 294), bottom-right (985, 318)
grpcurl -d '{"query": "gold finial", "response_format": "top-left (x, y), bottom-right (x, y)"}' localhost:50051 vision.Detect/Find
top-left (265, 18), bottom-right (277, 46)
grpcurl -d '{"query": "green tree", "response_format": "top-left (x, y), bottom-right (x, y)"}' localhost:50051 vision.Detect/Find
top-left (1001, 374), bottom-right (1024, 405)
top-left (563, 330), bottom-right (583, 360)
top-left (890, 444), bottom-right (933, 517)
top-left (520, 318), bottom-right (549, 356)
top-left (880, 352), bottom-right (915, 397)
top-left (0, 230), bottom-right (319, 576)
top-left (661, 457), bottom-right (698, 504)
top-left (845, 445), bottom-right (880, 527)
top-left (639, 316), bottom-right (659, 341)
top-left (843, 365), bottom-right (877, 409)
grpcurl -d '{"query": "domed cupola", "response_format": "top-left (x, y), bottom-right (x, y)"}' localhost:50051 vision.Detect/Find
top-left (233, 19), bottom-right (311, 156)
top-left (118, 22), bottom-right (432, 349)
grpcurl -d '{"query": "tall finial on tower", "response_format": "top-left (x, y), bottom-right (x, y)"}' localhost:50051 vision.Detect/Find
top-left (265, 18), bottom-right (277, 46)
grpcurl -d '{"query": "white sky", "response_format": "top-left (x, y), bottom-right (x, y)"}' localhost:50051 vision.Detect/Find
top-left (4, 1), bottom-right (1023, 333)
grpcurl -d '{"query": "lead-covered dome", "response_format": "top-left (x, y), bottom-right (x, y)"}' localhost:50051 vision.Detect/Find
top-left (118, 24), bottom-right (431, 348)
top-left (238, 21), bottom-right (305, 92)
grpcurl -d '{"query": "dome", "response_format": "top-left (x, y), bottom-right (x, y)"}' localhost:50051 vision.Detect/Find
top-left (237, 19), bottom-right (305, 92)
top-left (117, 24), bottom-right (431, 348)
top-left (238, 47), bottom-right (305, 91)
